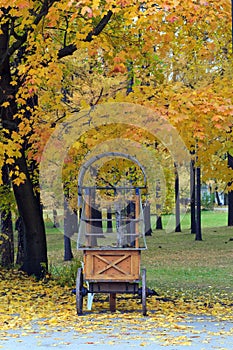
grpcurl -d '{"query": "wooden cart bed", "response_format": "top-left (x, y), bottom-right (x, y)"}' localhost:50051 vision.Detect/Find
top-left (83, 249), bottom-right (141, 282)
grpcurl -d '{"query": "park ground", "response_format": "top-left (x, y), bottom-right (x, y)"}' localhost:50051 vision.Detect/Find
top-left (0, 210), bottom-right (233, 348)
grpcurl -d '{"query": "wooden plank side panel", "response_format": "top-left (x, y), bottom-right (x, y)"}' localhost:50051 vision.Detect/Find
top-left (83, 250), bottom-right (141, 281)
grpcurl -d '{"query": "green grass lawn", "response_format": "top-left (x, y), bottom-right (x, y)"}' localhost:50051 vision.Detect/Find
top-left (152, 209), bottom-right (228, 231)
top-left (142, 226), bottom-right (233, 297)
top-left (46, 210), bottom-right (233, 299)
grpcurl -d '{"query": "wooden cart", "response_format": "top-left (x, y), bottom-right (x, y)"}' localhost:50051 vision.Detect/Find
top-left (76, 186), bottom-right (147, 315)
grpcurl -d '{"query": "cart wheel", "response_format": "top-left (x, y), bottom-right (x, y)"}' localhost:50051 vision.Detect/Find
top-left (141, 268), bottom-right (147, 316)
top-left (76, 267), bottom-right (84, 315)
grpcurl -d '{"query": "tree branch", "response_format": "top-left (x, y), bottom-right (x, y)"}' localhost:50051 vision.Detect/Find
top-left (7, 0), bottom-right (58, 58)
top-left (58, 10), bottom-right (113, 59)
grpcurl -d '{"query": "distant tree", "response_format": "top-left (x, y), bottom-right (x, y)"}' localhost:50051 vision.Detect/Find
top-left (190, 159), bottom-right (196, 234)
top-left (174, 163), bottom-right (181, 232)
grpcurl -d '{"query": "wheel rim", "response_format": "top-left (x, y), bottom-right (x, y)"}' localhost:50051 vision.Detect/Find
top-left (76, 267), bottom-right (83, 315)
top-left (142, 268), bottom-right (147, 316)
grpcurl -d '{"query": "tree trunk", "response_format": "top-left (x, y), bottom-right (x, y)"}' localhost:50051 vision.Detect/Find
top-left (64, 236), bottom-right (74, 261)
top-left (228, 153), bottom-right (233, 226)
top-left (228, 191), bottom-right (233, 226)
top-left (1, 212), bottom-right (14, 268)
top-left (53, 209), bottom-right (60, 228)
top-left (64, 196), bottom-right (76, 261)
top-left (190, 159), bottom-right (196, 233)
top-left (91, 207), bottom-right (103, 235)
top-left (156, 182), bottom-right (163, 230)
top-left (144, 201), bottom-right (152, 236)
top-left (215, 190), bottom-right (222, 206)
top-left (106, 207), bottom-right (113, 233)
top-left (15, 216), bottom-right (25, 266)
top-left (195, 166), bottom-right (202, 241)
top-left (156, 215), bottom-right (163, 230)
top-left (127, 61), bottom-right (134, 94)
top-left (12, 153), bottom-right (47, 277)
top-left (0, 165), bottom-right (14, 267)
top-left (174, 163), bottom-right (181, 232)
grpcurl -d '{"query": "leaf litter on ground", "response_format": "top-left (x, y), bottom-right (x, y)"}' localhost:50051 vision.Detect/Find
top-left (0, 269), bottom-right (232, 348)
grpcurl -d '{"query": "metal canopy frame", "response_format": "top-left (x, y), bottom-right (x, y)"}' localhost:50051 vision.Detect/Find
top-left (77, 152), bottom-right (147, 206)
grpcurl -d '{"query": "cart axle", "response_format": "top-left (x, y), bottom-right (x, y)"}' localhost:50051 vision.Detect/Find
top-left (76, 268), bottom-right (148, 316)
